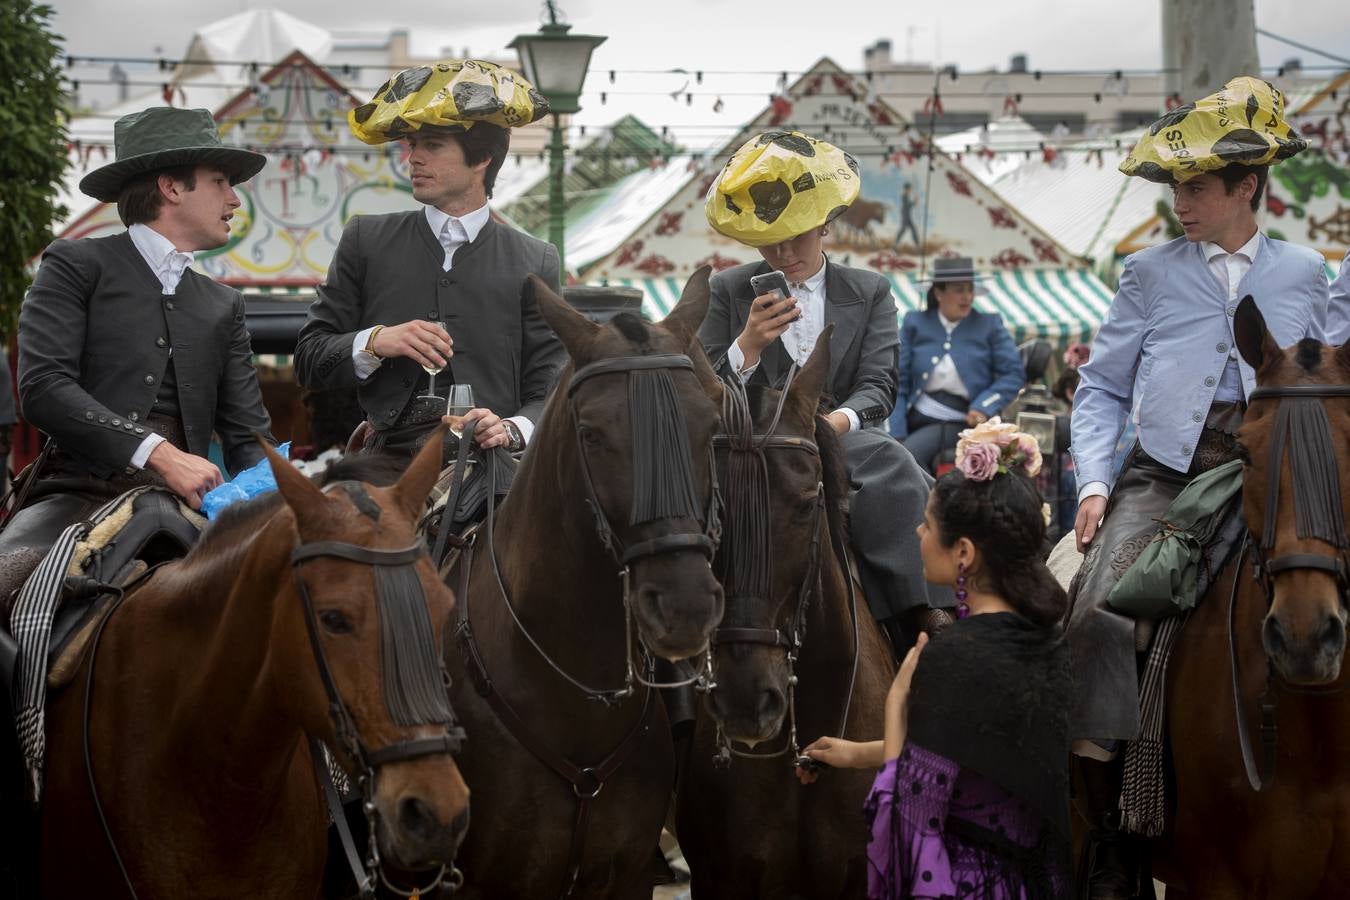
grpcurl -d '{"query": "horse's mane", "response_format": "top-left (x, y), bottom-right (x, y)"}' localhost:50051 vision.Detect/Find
top-left (741, 384), bottom-right (850, 550)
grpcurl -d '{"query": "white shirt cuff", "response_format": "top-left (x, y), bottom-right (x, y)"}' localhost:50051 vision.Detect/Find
top-left (1078, 481), bottom-right (1110, 504)
top-left (837, 407), bottom-right (861, 432)
top-left (506, 415), bottom-right (534, 446)
top-left (130, 433), bottom-right (166, 469)
top-left (353, 327), bottom-right (383, 380)
top-left (727, 339), bottom-right (759, 380)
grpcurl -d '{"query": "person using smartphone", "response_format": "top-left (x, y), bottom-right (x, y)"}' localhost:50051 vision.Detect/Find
top-left (699, 131), bottom-right (955, 652)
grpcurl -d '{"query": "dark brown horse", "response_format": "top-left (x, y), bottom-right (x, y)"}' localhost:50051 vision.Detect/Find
top-left (677, 335), bottom-right (896, 899)
top-left (39, 434), bottom-right (470, 898)
top-left (443, 270), bottom-right (726, 899)
top-left (1158, 298), bottom-right (1350, 897)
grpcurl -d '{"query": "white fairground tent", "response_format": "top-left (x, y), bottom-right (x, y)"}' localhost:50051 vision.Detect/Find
top-left (579, 58), bottom-right (1115, 347)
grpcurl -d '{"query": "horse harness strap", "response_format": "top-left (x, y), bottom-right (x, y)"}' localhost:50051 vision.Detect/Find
top-left (1227, 380), bottom-right (1350, 793)
top-left (291, 538), bottom-right (465, 898)
top-left (455, 612), bottom-right (655, 899)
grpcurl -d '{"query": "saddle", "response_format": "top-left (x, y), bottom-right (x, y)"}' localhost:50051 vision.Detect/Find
top-left (0, 488), bottom-right (203, 704)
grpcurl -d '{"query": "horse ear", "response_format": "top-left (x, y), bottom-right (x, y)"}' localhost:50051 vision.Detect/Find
top-left (1233, 295), bottom-right (1281, 372)
top-left (391, 424), bottom-right (447, 521)
top-left (688, 342), bottom-right (725, 407)
top-left (530, 274), bottom-right (598, 358)
top-left (786, 324), bottom-right (833, 423)
top-left (262, 437), bottom-right (327, 524)
top-left (660, 265), bottom-right (712, 349)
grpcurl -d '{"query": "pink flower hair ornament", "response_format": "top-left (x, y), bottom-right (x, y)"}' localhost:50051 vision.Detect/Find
top-left (1063, 342), bottom-right (1091, 370)
top-left (954, 416), bottom-right (1043, 482)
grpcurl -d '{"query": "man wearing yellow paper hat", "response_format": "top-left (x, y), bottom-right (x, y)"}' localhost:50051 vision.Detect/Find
top-left (296, 60), bottom-right (562, 455)
top-left (1068, 76), bottom-right (1331, 897)
top-left (700, 131), bottom-right (956, 651)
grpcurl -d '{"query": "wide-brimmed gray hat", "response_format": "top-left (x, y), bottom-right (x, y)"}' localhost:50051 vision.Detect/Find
top-left (922, 256), bottom-right (990, 287)
top-left (79, 107), bottom-right (267, 203)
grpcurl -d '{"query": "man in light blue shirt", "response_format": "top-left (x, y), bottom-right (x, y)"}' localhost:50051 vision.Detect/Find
top-left (1066, 78), bottom-right (1328, 898)
top-left (1329, 248), bottom-right (1350, 345)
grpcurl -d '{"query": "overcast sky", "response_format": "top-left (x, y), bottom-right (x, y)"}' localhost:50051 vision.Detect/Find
top-left (48, 0), bottom-right (1350, 143)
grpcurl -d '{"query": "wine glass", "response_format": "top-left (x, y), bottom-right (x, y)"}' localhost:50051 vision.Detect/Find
top-left (445, 384), bottom-right (475, 438)
top-left (419, 321), bottom-right (450, 400)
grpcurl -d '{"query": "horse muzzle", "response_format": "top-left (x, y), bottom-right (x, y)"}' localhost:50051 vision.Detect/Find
top-left (1263, 606), bottom-right (1347, 685)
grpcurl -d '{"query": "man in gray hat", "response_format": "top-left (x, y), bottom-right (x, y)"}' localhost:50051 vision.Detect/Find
top-left (0, 106), bottom-right (274, 595)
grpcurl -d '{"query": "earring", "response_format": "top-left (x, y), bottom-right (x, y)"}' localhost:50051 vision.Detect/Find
top-left (955, 561), bottom-right (970, 619)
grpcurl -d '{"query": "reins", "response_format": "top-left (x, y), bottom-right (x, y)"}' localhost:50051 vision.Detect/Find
top-left (707, 367), bottom-right (862, 768)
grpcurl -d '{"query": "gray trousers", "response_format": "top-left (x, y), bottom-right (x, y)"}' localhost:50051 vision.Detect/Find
top-left (843, 429), bottom-right (955, 622)
top-left (1065, 402), bottom-right (1243, 741)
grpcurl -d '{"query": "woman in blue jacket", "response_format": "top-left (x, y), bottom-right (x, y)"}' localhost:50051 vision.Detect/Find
top-left (888, 257), bottom-right (1025, 473)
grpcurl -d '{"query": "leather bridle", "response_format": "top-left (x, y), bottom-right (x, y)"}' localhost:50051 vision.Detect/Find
top-left (1229, 381), bottom-right (1350, 792)
top-left (707, 367), bottom-right (860, 766)
top-left (292, 539), bottom-right (466, 898)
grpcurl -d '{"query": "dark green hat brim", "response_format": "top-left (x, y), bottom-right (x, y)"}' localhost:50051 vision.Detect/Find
top-left (79, 145), bottom-right (267, 203)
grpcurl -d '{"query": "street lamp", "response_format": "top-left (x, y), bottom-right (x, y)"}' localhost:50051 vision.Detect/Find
top-left (510, 1), bottom-right (606, 279)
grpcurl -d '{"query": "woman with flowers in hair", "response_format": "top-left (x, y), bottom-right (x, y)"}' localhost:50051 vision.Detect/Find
top-left (798, 419), bottom-right (1072, 899)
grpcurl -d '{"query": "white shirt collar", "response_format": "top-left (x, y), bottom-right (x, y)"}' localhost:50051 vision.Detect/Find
top-left (424, 203), bottom-right (490, 243)
top-left (788, 256), bottom-right (828, 293)
top-left (128, 223), bottom-right (194, 292)
top-left (1202, 230), bottom-right (1261, 264)
top-left (938, 311), bottom-right (964, 331)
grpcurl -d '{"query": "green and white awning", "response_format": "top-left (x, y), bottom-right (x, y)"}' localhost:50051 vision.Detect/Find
top-left (609, 268), bottom-right (1116, 347)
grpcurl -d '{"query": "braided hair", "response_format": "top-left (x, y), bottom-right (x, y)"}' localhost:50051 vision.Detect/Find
top-left (931, 470), bottom-right (1068, 627)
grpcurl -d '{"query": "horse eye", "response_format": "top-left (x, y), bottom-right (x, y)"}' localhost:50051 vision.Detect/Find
top-left (579, 426), bottom-right (603, 448)
top-left (318, 610), bottom-right (353, 634)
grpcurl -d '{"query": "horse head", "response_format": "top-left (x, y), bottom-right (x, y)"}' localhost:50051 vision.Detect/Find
top-left (264, 432), bottom-right (471, 879)
top-left (1235, 296), bottom-right (1350, 685)
top-left (706, 328), bottom-right (842, 746)
top-left (532, 267), bottom-right (726, 661)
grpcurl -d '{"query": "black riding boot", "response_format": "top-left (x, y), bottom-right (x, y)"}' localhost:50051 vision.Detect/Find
top-left (1075, 756), bottom-right (1147, 900)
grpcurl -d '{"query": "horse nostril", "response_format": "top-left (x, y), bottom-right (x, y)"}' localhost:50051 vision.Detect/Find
top-left (1263, 615), bottom-right (1287, 656)
top-left (397, 796), bottom-right (441, 842)
top-left (1319, 615), bottom-right (1346, 653)
top-left (757, 689), bottom-right (785, 725)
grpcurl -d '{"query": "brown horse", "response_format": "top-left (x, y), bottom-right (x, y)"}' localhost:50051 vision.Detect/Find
top-left (38, 434), bottom-right (470, 898)
top-left (1157, 297), bottom-right (1350, 897)
top-left (677, 335), bottom-right (896, 899)
top-left (443, 270), bottom-right (726, 899)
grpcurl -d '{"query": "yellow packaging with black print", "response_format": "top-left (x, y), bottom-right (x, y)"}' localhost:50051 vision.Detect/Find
top-left (705, 132), bottom-right (861, 247)
top-left (1120, 76), bottom-right (1307, 184)
top-left (350, 59), bottom-right (548, 145)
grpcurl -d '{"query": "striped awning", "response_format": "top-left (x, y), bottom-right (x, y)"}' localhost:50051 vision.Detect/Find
top-left (608, 268), bottom-right (1115, 347)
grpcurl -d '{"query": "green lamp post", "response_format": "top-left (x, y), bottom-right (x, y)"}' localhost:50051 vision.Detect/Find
top-left (509, 1), bottom-right (606, 279)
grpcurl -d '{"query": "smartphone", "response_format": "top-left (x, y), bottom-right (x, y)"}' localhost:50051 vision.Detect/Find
top-left (749, 270), bottom-right (792, 301)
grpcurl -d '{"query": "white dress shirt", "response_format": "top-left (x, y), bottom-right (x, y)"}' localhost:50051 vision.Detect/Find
top-left (351, 203), bottom-right (534, 444)
top-left (727, 260), bottom-right (861, 431)
top-left (126, 223), bottom-right (195, 468)
top-left (912, 312), bottom-right (971, 422)
top-left (1078, 229), bottom-right (1260, 504)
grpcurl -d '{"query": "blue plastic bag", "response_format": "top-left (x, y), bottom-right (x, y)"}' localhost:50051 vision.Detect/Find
top-left (201, 442), bottom-right (290, 520)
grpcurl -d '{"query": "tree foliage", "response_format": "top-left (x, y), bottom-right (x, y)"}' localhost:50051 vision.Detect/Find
top-left (0, 1), bottom-right (68, 344)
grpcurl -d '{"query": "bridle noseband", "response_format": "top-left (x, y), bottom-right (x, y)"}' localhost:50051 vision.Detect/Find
top-left (1229, 380), bottom-right (1350, 792)
top-left (708, 367), bottom-right (860, 767)
top-left (292, 539), bottom-right (466, 898)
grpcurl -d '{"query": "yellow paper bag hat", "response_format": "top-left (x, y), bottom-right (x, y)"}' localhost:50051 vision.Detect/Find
top-left (1120, 76), bottom-right (1308, 184)
top-left (350, 59), bottom-right (549, 145)
top-left (705, 132), bottom-right (861, 247)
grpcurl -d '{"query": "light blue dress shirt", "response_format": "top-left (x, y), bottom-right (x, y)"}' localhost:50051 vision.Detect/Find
top-left (1329, 248), bottom-right (1350, 346)
top-left (1071, 234), bottom-right (1329, 493)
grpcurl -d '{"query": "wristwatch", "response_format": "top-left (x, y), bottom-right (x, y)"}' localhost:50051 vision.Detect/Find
top-left (363, 325), bottom-right (385, 359)
top-left (502, 420), bottom-right (525, 453)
